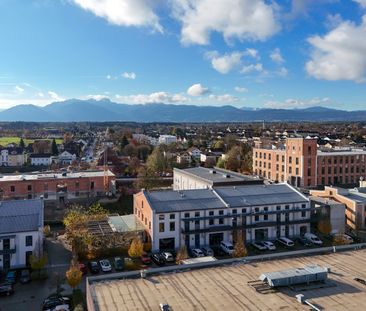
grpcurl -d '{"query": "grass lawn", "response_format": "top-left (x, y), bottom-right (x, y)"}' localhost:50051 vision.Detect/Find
top-left (0, 136), bottom-right (63, 146)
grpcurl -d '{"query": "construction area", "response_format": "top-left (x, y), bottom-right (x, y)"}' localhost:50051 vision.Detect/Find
top-left (88, 248), bottom-right (366, 311)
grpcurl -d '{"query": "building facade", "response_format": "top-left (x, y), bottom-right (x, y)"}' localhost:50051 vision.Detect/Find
top-left (30, 153), bottom-right (53, 166)
top-left (134, 183), bottom-right (310, 252)
top-left (0, 199), bottom-right (44, 270)
top-left (0, 170), bottom-right (116, 202)
top-left (0, 148), bottom-right (28, 166)
top-left (253, 137), bottom-right (366, 187)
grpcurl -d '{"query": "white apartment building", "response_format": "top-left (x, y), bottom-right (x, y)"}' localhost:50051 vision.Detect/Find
top-left (0, 199), bottom-right (44, 270)
top-left (134, 183), bottom-right (310, 252)
top-left (158, 135), bottom-right (177, 145)
top-left (30, 154), bottom-right (53, 166)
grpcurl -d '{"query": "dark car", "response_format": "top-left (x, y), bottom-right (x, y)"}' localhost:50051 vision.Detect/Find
top-left (297, 236), bottom-right (313, 247)
top-left (141, 252), bottom-right (152, 264)
top-left (88, 261), bottom-right (100, 274)
top-left (0, 283), bottom-right (14, 297)
top-left (151, 253), bottom-right (166, 266)
top-left (114, 257), bottom-right (124, 271)
top-left (20, 269), bottom-right (31, 284)
top-left (42, 294), bottom-right (70, 311)
top-left (5, 271), bottom-right (16, 284)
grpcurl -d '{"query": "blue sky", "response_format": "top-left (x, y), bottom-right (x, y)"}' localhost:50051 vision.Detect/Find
top-left (0, 0), bottom-right (366, 110)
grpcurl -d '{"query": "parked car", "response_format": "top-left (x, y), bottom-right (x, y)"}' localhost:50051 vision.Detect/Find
top-left (161, 252), bottom-right (174, 262)
top-left (191, 248), bottom-right (205, 257)
top-left (5, 271), bottom-right (16, 284)
top-left (276, 237), bottom-right (295, 248)
top-left (296, 236), bottom-right (313, 247)
top-left (159, 303), bottom-right (170, 311)
top-left (78, 263), bottom-right (87, 275)
top-left (220, 241), bottom-right (234, 255)
top-left (114, 257), bottom-right (124, 271)
top-left (201, 246), bottom-right (214, 256)
top-left (99, 259), bottom-right (112, 272)
top-left (333, 233), bottom-right (354, 244)
top-left (20, 269), bottom-right (31, 284)
top-left (0, 283), bottom-right (14, 296)
top-left (304, 233), bottom-right (323, 245)
top-left (141, 252), bottom-right (152, 264)
top-left (88, 261), bottom-right (100, 274)
top-left (42, 294), bottom-right (70, 311)
top-left (251, 241), bottom-right (267, 251)
top-left (151, 253), bottom-right (166, 266)
top-left (262, 241), bottom-right (276, 250)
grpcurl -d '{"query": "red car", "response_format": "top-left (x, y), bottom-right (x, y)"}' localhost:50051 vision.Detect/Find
top-left (141, 253), bottom-right (151, 264)
top-left (78, 263), bottom-right (87, 275)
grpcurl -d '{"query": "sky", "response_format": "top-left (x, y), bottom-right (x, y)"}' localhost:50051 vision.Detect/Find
top-left (0, 0), bottom-right (366, 110)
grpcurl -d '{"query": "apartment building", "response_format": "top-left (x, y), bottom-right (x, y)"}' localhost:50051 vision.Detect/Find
top-left (253, 137), bottom-right (366, 187)
top-left (134, 183), bottom-right (310, 252)
top-left (0, 170), bottom-right (115, 202)
top-left (173, 166), bottom-right (263, 190)
top-left (0, 148), bottom-right (28, 166)
top-left (0, 199), bottom-right (44, 270)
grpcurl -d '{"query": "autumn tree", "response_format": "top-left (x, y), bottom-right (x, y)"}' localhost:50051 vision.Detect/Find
top-left (318, 219), bottom-right (332, 235)
top-left (233, 232), bottom-right (248, 258)
top-left (128, 237), bottom-right (144, 258)
top-left (66, 260), bottom-right (83, 290)
top-left (333, 234), bottom-right (349, 246)
top-left (175, 246), bottom-right (189, 264)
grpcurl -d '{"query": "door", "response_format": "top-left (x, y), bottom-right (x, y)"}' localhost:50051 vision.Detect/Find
top-left (194, 234), bottom-right (200, 248)
top-left (26, 251), bottom-right (33, 267)
top-left (3, 254), bottom-right (10, 271)
top-left (209, 233), bottom-right (224, 247)
top-left (254, 229), bottom-right (268, 241)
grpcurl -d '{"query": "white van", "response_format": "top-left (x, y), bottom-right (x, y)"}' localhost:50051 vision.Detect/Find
top-left (276, 237), bottom-right (295, 247)
top-left (220, 241), bottom-right (234, 255)
top-left (304, 233), bottom-right (323, 245)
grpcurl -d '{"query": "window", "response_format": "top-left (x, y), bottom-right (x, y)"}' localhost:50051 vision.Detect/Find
top-left (254, 215), bottom-right (259, 222)
top-left (149, 221), bottom-right (151, 229)
top-left (301, 204), bottom-right (306, 209)
top-left (25, 235), bottom-right (33, 247)
top-left (145, 218), bottom-right (147, 225)
top-left (184, 212), bottom-right (190, 218)
top-left (308, 146), bottom-right (312, 155)
top-left (141, 201), bottom-right (144, 209)
top-left (75, 182), bottom-right (79, 189)
top-left (219, 218), bottom-right (224, 225)
top-left (264, 206), bottom-right (268, 211)
top-left (170, 222), bottom-right (175, 231)
top-left (195, 212), bottom-right (200, 217)
top-left (170, 214), bottom-right (175, 220)
top-left (159, 223), bottom-right (165, 232)
top-left (27, 185), bottom-right (32, 191)
top-left (159, 214), bottom-right (165, 221)
top-left (276, 205), bottom-right (281, 211)
top-left (276, 155), bottom-right (279, 161)
top-left (242, 208), bottom-right (246, 214)
top-left (219, 210), bottom-right (224, 215)
top-left (90, 181), bottom-right (95, 190)
top-left (289, 156), bottom-right (292, 164)
top-left (285, 205), bottom-right (290, 210)
top-left (232, 209), bottom-right (237, 214)
top-left (264, 215), bottom-right (268, 221)
top-left (209, 211), bottom-right (214, 216)
top-left (209, 219), bottom-right (214, 225)
top-left (296, 157), bottom-right (299, 165)
top-left (255, 207), bottom-right (259, 213)
top-left (10, 185), bottom-right (15, 192)
top-left (301, 211), bottom-right (306, 218)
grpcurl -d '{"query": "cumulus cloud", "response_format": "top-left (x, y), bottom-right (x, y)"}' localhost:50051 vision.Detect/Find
top-left (87, 94), bottom-right (109, 100)
top-left (354, 0), bottom-right (366, 8)
top-left (270, 48), bottom-right (284, 64)
top-left (187, 83), bottom-right (210, 96)
top-left (265, 97), bottom-right (331, 109)
top-left (306, 15), bottom-right (366, 82)
top-left (122, 72), bottom-right (136, 79)
top-left (115, 92), bottom-right (188, 104)
top-left (171, 0), bottom-right (280, 45)
top-left (209, 94), bottom-right (239, 103)
top-left (234, 86), bottom-right (248, 93)
top-left (48, 91), bottom-right (64, 102)
top-left (241, 63), bottom-right (264, 74)
top-left (38, 92), bottom-right (44, 97)
top-left (71, 0), bottom-right (162, 32)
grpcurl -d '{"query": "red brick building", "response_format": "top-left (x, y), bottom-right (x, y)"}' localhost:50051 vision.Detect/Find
top-left (253, 137), bottom-right (366, 188)
top-left (0, 170), bottom-right (115, 202)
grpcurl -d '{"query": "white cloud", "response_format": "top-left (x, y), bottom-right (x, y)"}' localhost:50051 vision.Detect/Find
top-left (171, 0), bottom-right (280, 45)
top-left (265, 97), bottom-right (331, 109)
top-left (38, 92), bottom-right (45, 97)
top-left (241, 63), bottom-right (264, 74)
top-left (270, 48), bottom-right (284, 64)
top-left (278, 67), bottom-right (288, 77)
top-left (208, 94), bottom-right (239, 103)
top-left (14, 85), bottom-right (24, 93)
top-left (205, 51), bottom-right (243, 74)
top-left (187, 83), bottom-right (210, 96)
top-left (71, 0), bottom-right (162, 32)
top-left (115, 92), bottom-right (188, 104)
top-left (122, 72), bottom-right (136, 79)
top-left (87, 94), bottom-right (109, 100)
top-left (354, 0), bottom-right (366, 8)
top-left (306, 15), bottom-right (366, 82)
top-left (48, 91), bottom-right (64, 102)
top-left (234, 86), bottom-right (248, 93)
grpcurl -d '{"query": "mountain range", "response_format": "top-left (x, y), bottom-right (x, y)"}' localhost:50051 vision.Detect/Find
top-left (1, 99), bottom-right (365, 122)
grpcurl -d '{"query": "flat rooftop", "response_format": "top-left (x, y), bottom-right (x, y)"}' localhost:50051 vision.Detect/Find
top-left (174, 167), bottom-right (263, 186)
top-left (0, 170), bottom-right (115, 182)
top-left (318, 148), bottom-right (366, 156)
top-left (89, 249), bottom-right (366, 311)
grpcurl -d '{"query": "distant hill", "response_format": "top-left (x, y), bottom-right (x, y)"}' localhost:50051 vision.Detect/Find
top-left (0, 99), bottom-right (365, 122)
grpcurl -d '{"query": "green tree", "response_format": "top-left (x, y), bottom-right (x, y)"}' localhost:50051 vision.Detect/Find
top-left (128, 237), bottom-right (144, 258)
top-left (120, 135), bottom-right (129, 151)
top-left (19, 138), bottom-right (25, 149)
top-left (51, 139), bottom-right (58, 155)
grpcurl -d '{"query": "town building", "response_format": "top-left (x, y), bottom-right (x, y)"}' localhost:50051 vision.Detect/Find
top-left (134, 183), bottom-right (310, 252)
top-left (0, 170), bottom-right (116, 202)
top-left (0, 199), bottom-right (44, 270)
top-left (158, 135), bottom-right (177, 145)
top-left (253, 137), bottom-right (366, 188)
top-left (58, 150), bottom-right (77, 165)
top-left (310, 183), bottom-right (366, 232)
top-left (30, 153), bottom-right (53, 166)
top-left (0, 148), bottom-right (28, 166)
top-left (176, 153), bottom-right (192, 165)
top-left (187, 147), bottom-right (201, 159)
top-left (173, 167), bottom-right (263, 190)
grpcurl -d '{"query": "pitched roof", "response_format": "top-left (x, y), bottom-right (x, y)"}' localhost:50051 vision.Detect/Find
top-left (0, 199), bottom-right (43, 234)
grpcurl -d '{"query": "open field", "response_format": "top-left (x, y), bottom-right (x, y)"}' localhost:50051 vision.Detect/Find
top-left (0, 136), bottom-right (63, 146)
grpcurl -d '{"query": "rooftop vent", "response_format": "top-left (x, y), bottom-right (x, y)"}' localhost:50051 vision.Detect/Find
top-left (222, 174), bottom-right (230, 178)
top-left (209, 170), bottom-right (216, 174)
